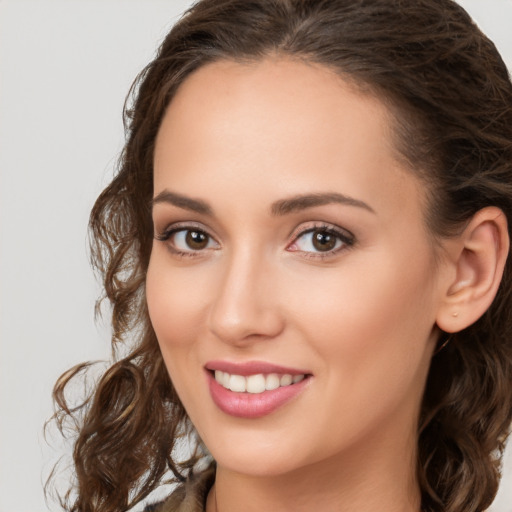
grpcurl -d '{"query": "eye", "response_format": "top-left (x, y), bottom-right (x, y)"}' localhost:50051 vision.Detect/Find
top-left (155, 225), bottom-right (219, 255)
top-left (287, 225), bottom-right (354, 256)
top-left (174, 229), bottom-right (215, 250)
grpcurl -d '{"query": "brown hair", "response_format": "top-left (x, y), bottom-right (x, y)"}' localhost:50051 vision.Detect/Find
top-left (50, 1), bottom-right (512, 511)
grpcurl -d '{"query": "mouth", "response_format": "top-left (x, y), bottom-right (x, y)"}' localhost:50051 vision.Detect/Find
top-left (204, 361), bottom-right (312, 418)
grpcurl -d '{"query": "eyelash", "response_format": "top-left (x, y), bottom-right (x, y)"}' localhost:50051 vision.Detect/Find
top-left (154, 222), bottom-right (355, 260)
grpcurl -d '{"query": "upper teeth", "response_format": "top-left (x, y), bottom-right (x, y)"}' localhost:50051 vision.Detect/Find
top-left (214, 371), bottom-right (305, 394)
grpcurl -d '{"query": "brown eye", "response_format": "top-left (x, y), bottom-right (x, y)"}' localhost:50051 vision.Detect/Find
top-left (156, 227), bottom-right (219, 254)
top-left (288, 225), bottom-right (353, 256)
top-left (185, 230), bottom-right (209, 250)
top-left (312, 230), bottom-right (337, 252)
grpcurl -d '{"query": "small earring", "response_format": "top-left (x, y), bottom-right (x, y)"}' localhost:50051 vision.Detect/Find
top-left (452, 311), bottom-right (459, 317)
top-left (434, 336), bottom-right (452, 356)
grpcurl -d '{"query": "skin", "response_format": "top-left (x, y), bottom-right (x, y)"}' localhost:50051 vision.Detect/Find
top-left (147, 57), bottom-right (453, 512)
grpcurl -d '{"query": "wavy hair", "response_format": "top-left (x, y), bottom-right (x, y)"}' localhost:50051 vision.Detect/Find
top-left (50, 1), bottom-right (512, 511)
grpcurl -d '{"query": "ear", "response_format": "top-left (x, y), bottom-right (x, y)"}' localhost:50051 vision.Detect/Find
top-left (436, 207), bottom-right (509, 333)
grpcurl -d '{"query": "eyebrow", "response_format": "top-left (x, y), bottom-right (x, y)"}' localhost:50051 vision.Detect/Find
top-left (151, 190), bottom-right (213, 215)
top-left (151, 190), bottom-right (375, 216)
top-left (270, 192), bottom-right (375, 216)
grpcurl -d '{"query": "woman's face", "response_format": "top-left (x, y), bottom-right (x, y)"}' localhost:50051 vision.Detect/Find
top-left (147, 58), bottom-right (446, 477)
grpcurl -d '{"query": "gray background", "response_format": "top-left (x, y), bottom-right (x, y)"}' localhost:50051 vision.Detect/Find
top-left (1, 1), bottom-right (511, 511)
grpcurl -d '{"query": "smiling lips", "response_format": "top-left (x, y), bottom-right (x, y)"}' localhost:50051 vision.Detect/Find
top-left (205, 361), bottom-right (311, 418)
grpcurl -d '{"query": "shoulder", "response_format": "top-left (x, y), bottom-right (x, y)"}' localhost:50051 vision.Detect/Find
top-left (144, 465), bottom-right (216, 512)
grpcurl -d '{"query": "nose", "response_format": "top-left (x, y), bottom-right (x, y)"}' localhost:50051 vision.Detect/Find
top-left (207, 248), bottom-right (285, 346)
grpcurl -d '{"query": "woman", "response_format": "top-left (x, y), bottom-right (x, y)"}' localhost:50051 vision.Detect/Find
top-left (51, 1), bottom-right (512, 511)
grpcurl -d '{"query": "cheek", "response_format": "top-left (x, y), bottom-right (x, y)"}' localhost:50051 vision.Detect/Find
top-left (291, 249), bottom-right (434, 336)
top-left (145, 250), bottom-right (213, 411)
top-left (145, 250), bottom-right (212, 399)
top-left (280, 258), bottom-right (436, 456)
top-left (284, 246), bottom-right (437, 402)
top-left (146, 249), bottom-right (208, 348)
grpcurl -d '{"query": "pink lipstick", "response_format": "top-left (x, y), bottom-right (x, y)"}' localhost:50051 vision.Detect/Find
top-left (205, 360), bottom-right (311, 418)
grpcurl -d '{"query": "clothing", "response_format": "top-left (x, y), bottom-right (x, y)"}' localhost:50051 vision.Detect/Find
top-left (144, 465), bottom-right (215, 512)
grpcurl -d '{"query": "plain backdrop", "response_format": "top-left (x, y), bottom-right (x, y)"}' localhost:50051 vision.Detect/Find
top-left (1, 1), bottom-right (511, 511)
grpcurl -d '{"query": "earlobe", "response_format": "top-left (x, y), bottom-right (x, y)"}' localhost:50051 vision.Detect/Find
top-left (436, 207), bottom-right (509, 333)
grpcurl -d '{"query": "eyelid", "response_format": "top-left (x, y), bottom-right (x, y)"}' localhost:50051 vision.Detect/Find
top-left (288, 221), bottom-right (354, 242)
top-left (155, 221), bottom-right (215, 240)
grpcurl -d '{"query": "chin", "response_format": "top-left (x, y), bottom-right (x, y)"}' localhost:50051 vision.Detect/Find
top-left (214, 450), bottom-right (303, 477)
top-left (199, 427), bottom-right (321, 477)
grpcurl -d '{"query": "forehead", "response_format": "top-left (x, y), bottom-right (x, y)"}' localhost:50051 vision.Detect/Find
top-left (153, 57), bottom-right (426, 228)
top-left (156, 57), bottom-right (395, 163)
